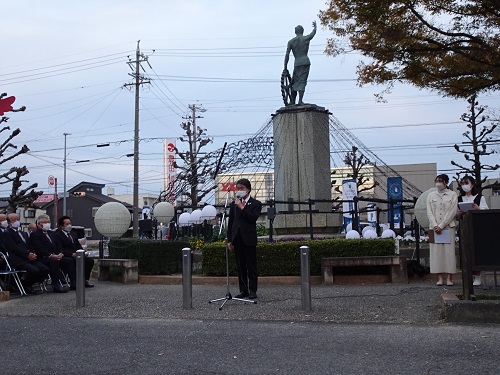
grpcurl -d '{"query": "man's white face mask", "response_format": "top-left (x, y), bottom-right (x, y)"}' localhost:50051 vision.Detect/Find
top-left (235, 190), bottom-right (247, 199)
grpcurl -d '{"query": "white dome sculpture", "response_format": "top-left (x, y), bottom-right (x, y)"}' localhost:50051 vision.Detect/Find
top-left (346, 230), bottom-right (360, 239)
top-left (153, 202), bottom-right (174, 224)
top-left (415, 188), bottom-right (437, 229)
top-left (178, 212), bottom-right (191, 227)
top-left (345, 223), bottom-right (352, 232)
top-left (190, 209), bottom-right (203, 224)
top-left (201, 205), bottom-right (217, 220)
top-left (94, 202), bottom-right (131, 238)
top-left (381, 229), bottom-right (396, 239)
top-left (362, 226), bottom-right (375, 236)
top-left (363, 229), bottom-right (378, 239)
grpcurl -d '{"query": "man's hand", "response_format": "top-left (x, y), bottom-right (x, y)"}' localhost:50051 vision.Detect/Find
top-left (312, 21), bottom-right (317, 29)
top-left (227, 242), bottom-right (234, 251)
top-left (28, 252), bottom-right (37, 261)
top-left (235, 198), bottom-right (245, 210)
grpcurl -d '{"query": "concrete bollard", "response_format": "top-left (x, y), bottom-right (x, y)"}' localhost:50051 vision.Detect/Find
top-left (300, 246), bottom-right (311, 312)
top-left (76, 249), bottom-right (85, 308)
top-left (182, 247), bottom-right (192, 309)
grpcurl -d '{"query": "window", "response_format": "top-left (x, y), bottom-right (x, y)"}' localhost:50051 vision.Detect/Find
top-left (24, 209), bottom-right (35, 218)
top-left (84, 228), bottom-right (92, 238)
top-left (92, 207), bottom-right (100, 217)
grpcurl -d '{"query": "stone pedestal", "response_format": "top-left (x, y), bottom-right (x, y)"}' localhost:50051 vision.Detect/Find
top-left (273, 105), bottom-right (331, 214)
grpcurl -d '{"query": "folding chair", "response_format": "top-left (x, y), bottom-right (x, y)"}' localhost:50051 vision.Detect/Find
top-left (0, 251), bottom-right (27, 296)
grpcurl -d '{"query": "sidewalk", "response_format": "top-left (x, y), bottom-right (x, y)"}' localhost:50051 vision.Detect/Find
top-left (3, 274), bottom-right (498, 324)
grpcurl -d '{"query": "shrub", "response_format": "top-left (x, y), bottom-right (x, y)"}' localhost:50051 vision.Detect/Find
top-left (108, 238), bottom-right (189, 275)
top-left (202, 238), bottom-right (395, 276)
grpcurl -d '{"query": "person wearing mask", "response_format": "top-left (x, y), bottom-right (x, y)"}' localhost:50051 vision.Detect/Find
top-left (426, 174), bottom-right (458, 286)
top-left (54, 216), bottom-right (94, 288)
top-left (227, 178), bottom-right (262, 299)
top-left (456, 175), bottom-right (489, 286)
top-left (0, 213), bottom-right (9, 234)
top-left (1, 213), bottom-right (50, 294)
top-left (29, 214), bottom-right (73, 293)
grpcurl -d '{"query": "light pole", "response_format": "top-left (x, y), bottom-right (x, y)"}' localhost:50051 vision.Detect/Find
top-left (63, 132), bottom-right (71, 216)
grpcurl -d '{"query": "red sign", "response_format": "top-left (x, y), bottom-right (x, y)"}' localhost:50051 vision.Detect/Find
top-left (34, 194), bottom-right (55, 203)
top-left (0, 96), bottom-right (16, 116)
top-left (48, 175), bottom-right (55, 186)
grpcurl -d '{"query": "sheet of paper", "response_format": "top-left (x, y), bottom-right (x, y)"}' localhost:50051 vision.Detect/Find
top-left (458, 202), bottom-right (474, 212)
top-left (434, 230), bottom-right (451, 244)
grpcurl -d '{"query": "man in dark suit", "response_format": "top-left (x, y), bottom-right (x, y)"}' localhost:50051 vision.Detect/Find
top-left (227, 178), bottom-right (262, 299)
top-left (53, 216), bottom-right (94, 288)
top-left (29, 214), bottom-right (74, 293)
top-left (1, 213), bottom-right (50, 294)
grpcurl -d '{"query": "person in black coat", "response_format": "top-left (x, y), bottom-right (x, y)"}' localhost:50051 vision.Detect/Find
top-left (227, 178), bottom-right (262, 299)
top-left (53, 216), bottom-right (94, 288)
top-left (1, 213), bottom-right (50, 293)
top-left (29, 214), bottom-right (74, 293)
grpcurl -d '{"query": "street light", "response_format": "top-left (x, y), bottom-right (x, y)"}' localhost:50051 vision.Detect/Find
top-left (63, 133), bottom-right (71, 216)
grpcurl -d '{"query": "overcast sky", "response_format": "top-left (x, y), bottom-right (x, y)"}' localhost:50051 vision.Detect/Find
top-left (2, 0), bottom-right (499, 199)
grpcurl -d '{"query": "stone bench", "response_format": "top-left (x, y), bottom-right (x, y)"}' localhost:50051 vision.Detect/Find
top-left (322, 256), bottom-right (408, 285)
top-left (97, 259), bottom-right (139, 284)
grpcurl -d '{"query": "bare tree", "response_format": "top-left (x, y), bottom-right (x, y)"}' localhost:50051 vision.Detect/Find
top-left (172, 121), bottom-right (213, 208)
top-left (334, 146), bottom-right (378, 195)
top-left (451, 95), bottom-right (499, 191)
top-left (0, 94), bottom-right (42, 213)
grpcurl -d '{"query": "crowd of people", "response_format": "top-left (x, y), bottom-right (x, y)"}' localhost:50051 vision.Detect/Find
top-left (0, 214), bottom-right (94, 295)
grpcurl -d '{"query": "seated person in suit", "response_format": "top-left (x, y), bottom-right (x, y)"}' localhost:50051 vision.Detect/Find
top-left (29, 214), bottom-right (74, 293)
top-left (53, 216), bottom-right (94, 288)
top-left (1, 213), bottom-right (50, 294)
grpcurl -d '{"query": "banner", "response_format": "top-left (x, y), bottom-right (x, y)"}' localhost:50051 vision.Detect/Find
top-left (366, 203), bottom-right (377, 228)
top-left (164, 139), bottom-right (176, 204)
top-left (387, 176), bottom-right (404, 226)
top-left (342, 179), bottom-right (357, 229)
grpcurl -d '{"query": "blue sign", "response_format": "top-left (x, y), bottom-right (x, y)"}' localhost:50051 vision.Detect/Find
top-left (387, 177), bottom-right (404, 226)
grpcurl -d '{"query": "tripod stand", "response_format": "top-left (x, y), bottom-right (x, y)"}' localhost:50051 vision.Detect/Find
top-left (209, 189), bottom-right (256, 310)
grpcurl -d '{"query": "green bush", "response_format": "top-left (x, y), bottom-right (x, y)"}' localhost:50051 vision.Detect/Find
top-left (202, 238), bottom-right (395, 276)
top-left (109, 238), bottom-right (189, 275)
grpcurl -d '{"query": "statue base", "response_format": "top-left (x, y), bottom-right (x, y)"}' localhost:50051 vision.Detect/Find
top-left (273, 212), bottom-right (342, 235)
top-left (273, 104), bottom-right (332, 213)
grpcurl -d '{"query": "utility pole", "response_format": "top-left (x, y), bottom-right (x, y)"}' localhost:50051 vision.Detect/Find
top-left (63, 132), bottom-right (71, 216)
top-left (185, 104), bottom-right (206, 208)
top-left (124, 40), bottom-right (151, 238)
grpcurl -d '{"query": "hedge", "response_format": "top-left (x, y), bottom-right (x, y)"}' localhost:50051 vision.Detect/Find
top-left (202, 238), bottom-right (396, 276)
top-left (108, 238), bottom-right (189, 275)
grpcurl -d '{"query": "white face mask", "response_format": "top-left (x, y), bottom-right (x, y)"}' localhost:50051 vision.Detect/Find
top-left (461, 184), bottom-right (472, 193)
top-left (11, 221), bottom-right (20, 229)
top-left (63, 225), bottom-right (72, 233)
top-left (235, 190), bottom-right (247, 199)
top-left (435, 182), bottom-right (445, 191)
top-left (0, 220), bottom-right (8, 228)
top-left (42, 223), bottom-right (51, 231)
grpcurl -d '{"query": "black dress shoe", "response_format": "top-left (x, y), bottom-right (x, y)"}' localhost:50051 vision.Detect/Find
top-left (85, 281), bottom-right (94, 288)
top-left (235, 291), bottom-right (249, 298)
top-left (249, 291), bottom-right (257, 299)
top-left (53, 285), bottom-right (68, 293)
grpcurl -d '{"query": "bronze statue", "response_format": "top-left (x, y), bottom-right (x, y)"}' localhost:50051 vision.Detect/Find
top-left (283, 21), bottom-right (316, 106)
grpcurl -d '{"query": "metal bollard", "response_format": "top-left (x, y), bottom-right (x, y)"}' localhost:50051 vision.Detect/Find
top-left (182, 247), bottom-right (192, 309)
top-left (76, 250), bottom-right (85, 308)
top-left (300, 246), bottom-right (311, 312)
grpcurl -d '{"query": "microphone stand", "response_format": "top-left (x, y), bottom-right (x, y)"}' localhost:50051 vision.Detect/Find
top-left (209, 188), bottom-right (256, 310)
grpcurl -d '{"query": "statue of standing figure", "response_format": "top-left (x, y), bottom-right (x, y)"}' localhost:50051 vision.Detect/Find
top-left (283, 21), bottom-right (317, 106)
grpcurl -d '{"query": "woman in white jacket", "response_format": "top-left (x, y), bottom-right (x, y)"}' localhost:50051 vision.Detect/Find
top-left (426, 174), bottom-right (458, 286)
